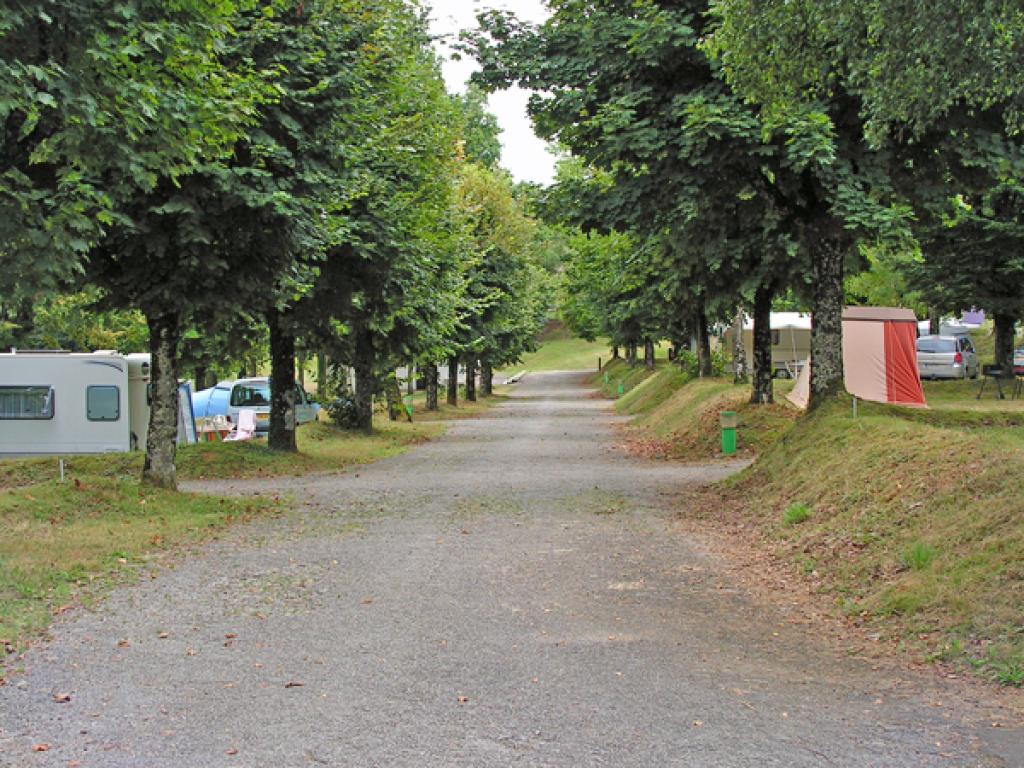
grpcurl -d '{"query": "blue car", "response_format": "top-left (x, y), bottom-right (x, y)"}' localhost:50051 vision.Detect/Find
top-left (192, 378), bottom-right (319, 434)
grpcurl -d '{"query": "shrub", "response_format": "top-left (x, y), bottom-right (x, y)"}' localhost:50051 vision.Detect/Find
top-left (782, 502), bottom-right (811, 525)
top-left (324, 394), bottom-right (360, 430)
top-left (900, 541), bottom-right (937, 571)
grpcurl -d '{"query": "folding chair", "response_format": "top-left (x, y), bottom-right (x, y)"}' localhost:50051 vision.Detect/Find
top-left (977, 365), bottom-right (1007, 400)
top-left (224, 409), bottom-right (256, 441)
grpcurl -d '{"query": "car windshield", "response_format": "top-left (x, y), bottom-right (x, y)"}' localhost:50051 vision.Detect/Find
top-left (916, 338), bottom-right (955, 353)
top-left (230, 382), bottom-right (270, 407)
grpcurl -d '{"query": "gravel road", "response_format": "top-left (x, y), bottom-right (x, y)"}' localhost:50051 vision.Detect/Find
top-left (0, 370), bottom-right (1020, 767)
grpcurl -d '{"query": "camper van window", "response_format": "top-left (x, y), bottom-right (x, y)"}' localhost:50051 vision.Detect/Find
top-left (0, 386), bottom-right (55, 420)
top-left (87, 385), bottom-right (120, 421)
top-left (230, 383), bottom-right (270, 407)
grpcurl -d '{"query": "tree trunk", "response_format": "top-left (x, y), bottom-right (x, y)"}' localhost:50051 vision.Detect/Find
top-left (194, 365), bottom-right (207, 392)
top-left (447, 356), bottom-right (458, 407)
top-left (480, 360), bottom-right (493, 396)
top-left (928, 307), bottom-right (941, 336)
top-left (993, 312), bottom-right (1017, 375)
top-left (644, 338), bottom-right (655, 370)
top-left (142, 312), bottom-right (180, 489)
top-left (407, 361), bottom-right (415, 395)
top-left (809, 238), bottom-right (846, 407)
top-left (297, 352), bottom-right (306, 388)
top-left (626, 342), bottom-right (637, 366)
top-left (695, 305), bottom-right (712, 377)
top-left (353, 326), bottom-right (374, 433)
top-left (731, 307), bottom-right (748, 384)
top-left (426, 363), bottom-right (439, 410)
top-left (465, 357), bottom-right (477, 402)
top-left (267, 309), bottom-right (297, 452)
top-left (612, 345), bottom-right (620, 359)
top-left (316, 353), bottom-right (327, 398)
top-left (751, 283), bottom-right (774, 404)
top-left (384, 371), bottom-right (402, 421)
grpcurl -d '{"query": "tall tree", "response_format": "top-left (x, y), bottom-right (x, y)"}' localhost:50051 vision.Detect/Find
top-left (0, 0), bottom-right (265, 295)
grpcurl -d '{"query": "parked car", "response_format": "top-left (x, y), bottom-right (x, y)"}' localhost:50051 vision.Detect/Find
top-left (1015, 347), bottom-right (1024, 376)
top-left (192, 377), bottom-right (319, 434)
top-left (916, 335), bottom-right (979, 379)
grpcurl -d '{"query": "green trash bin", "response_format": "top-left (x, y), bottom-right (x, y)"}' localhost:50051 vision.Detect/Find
top-left (616, 380), bottom-right (624, 397)
top-left (720, 410), bottom-right (738, 455)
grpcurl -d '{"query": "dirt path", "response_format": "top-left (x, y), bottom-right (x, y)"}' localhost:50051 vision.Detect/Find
top-left (0, 371), bottom-right (1020, 767)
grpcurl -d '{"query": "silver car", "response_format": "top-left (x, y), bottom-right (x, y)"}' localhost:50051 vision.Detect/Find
top-left (916, 335), bottom-right (979, 379)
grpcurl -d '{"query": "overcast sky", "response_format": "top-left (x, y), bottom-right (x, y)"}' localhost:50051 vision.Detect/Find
top-left (427, 0), bottom-right (557, 186)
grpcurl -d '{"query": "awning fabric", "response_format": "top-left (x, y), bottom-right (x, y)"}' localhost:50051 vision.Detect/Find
top-left (786, 307), bottom-right (927, 410)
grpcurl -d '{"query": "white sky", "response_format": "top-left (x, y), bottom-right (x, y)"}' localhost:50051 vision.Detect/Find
top-left (427, 0), bottom-right (557, 186)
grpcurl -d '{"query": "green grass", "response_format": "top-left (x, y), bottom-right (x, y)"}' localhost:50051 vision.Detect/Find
top-left (590, 361), bottom-right (1024, 686)
top-left (901, 541), bottom-right (938, 571)
top-left (782, 502), bottom-right (812, 526)
top-left (600, 366), bottom-right (799, 460)
top-left (711, 395), bottom-right (1024, 685)
top-left (0, 405), bottom-right (500, 490)
top-left (589, 358), bottom-right (662, 398)
top-left (500, 336), bottom-right (612, 373)
top-left (0, 480), bottom-right (278, 678)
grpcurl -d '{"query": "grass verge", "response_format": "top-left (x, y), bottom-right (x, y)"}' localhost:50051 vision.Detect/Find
top-left (596, 363), bottom-right (799, 460)
top-left (591, 364), bottom-right (1022, 687)
top-left (703, 395), bottom-right (1024, 686)
top-left (0, 482), bottom-right (278, 680)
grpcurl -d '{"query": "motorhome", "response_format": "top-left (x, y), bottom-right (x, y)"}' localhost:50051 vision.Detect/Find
top-left (724, 312), bottom-right (813, 378)
top-left (0, 350), bottom-right (196, 456)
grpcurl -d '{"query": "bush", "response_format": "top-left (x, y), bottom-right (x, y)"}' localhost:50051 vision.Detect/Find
top-left (324, 394), bottom-right (361, 430)
top-left (782, 502), bottom-right (811, 525)
top-left (673, 346), bottom-right (728, 377)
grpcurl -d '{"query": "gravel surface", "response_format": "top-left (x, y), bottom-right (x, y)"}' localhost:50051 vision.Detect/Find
top-left (1, 370), bottom-right (1021, 767)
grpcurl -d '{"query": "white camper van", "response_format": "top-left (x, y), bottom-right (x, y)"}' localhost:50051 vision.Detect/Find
top-left (724, 312), bottom-right (813, 378)
top-left (0, 350), bottom-right (196, 456)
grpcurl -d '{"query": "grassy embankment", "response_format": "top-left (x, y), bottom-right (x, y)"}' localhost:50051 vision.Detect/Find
top-left (591, 354), bottom-right (1024, 686)
top-left (0, 396), bottom-right (503, 677)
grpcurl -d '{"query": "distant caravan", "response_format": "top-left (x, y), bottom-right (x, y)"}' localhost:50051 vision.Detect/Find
top-left (0, 350), bottom-right (197, 456)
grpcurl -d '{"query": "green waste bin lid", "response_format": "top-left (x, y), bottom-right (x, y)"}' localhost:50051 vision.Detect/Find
top-left (720, 410), bottom-right (738, 429)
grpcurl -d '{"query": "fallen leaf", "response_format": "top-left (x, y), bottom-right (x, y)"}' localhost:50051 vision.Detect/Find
top-left (226, 747), bottom-right (238, 756)
top-left (284, 681), bottom-right (304, 688)
top-left (157, 632), bottom-right (170, 639)
top-left (31, 743), bottom-right (49, 752)
top-left (692, 720), bottom-right (704, 727)
top-left (52, 693), bottom-right (71, 704)
top-left (224, 633), bottom-right (237, 640)
top-left (457, 696), bottom-right (469, 704)
top-left (361, 597), bottom-right (374, 605)
top-left (116, 639), bottom-right (130, 648)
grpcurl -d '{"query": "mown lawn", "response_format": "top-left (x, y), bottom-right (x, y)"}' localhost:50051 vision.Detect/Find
top-left (499, 336), bottom-right (612, 373)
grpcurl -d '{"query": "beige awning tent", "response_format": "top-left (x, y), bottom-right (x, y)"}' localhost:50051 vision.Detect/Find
top-left (786, 307), bottom-right (927, 409)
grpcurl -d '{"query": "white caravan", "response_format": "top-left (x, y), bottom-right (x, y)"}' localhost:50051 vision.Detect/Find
top-left (0, 350), bottom-right (196, 456)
